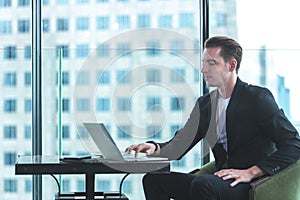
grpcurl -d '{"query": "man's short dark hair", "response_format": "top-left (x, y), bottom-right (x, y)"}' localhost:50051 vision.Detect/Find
top-left (204, 36), bottom-right (243, 73)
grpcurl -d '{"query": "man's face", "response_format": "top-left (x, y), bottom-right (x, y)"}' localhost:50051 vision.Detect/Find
top-left (201, 47), bottom-right (230, 88)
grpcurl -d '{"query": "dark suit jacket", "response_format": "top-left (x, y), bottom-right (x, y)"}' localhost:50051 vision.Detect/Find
top-left (158, 78), bottom-right (300, 176)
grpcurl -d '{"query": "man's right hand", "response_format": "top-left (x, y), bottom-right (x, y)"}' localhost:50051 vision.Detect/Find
top-left (125, 143), bottom-right (157, 157)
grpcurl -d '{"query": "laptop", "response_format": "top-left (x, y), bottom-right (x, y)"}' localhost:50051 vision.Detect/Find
top-left (83, 122), bottom-right (168, 162)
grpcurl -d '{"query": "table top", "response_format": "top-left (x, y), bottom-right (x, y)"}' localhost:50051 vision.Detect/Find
top-left (15, 155), bottom-right (170, 175)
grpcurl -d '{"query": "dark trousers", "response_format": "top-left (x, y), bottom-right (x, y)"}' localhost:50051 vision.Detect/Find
top-left (143, 172), bottom-right (250, 200)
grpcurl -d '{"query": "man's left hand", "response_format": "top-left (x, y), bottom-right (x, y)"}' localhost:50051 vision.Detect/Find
top-left (214, 165), bottom-right (264, 187)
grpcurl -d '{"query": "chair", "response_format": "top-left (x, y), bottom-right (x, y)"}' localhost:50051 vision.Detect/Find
top-left (191, 159), bottom-right (300, 200)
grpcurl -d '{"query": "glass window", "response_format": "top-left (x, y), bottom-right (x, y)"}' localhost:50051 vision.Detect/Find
top-left (24, 45), bottom-right (31, 59)
top-left (146, 97), bottom-right (161, 111)
top-left (96, 16), bottom-right (110, 30)
top-left (117, 125), bottom-right (131, 138)
top-left (170, 68), bottom-right (185, 83)
top-left (179, 13), bottom-right (194, 28)
top-left (4, 125), bottom-right (17, 139)
top-left (123, 180), bottom-right (132, 194)
top-left (4, 179), bottom-right (17, 192)
top-left (97, 71), bottom-right (110, 84)
top-left (62, 179), bottom-right (70, 192)
top-left (146, 69), bottom-right (161, 82)
top-left (147, 125), bottom-right (161, 139)
top-left (76, 71), bottom-right (90, 85)
top-left (62, 125), bottom-right (70, 139)
top-left (76, 179), bottom-right (84, 191)
top-left (76, 17), bottom-right (89, 30)
top-left (193, 153), bottom-right (201, 167)
top-left (172, 157), bottom-right (186, 167)
top-left (1, 0), bottom-right (31, 196)
top-left (0, 20), bottom-right (12, 34)
top-left (56, 45), bottom-right (69, 58)
top-left (96, 180), bottom-right (111, 191)
top-left (18, 0), bottom-right (30, 6)
top-left (158, 15), bottom-right (172, 28)
top-left (24, 98), bottom-right (32, 113)
top-left (146, 41), bottom-right (161, 56)
top-left (170, 124), bottom-right (180, 136)
top-left (76, 44), bottom-right (89, 58)
top-left (117, 97), bottom-right (131, 111)
top-left (25, 179), bottom-right (32, 193)
top-left (76, 125), bottom-right (89, 139)
top-left (137, 14), bottom-right (151, 28)
top-left (37, 0), bottom-right (201, 199)
top-left (43, 0), bottom-right (50, 5)
top-left (56, 71), bottom-right (70, 85)
top-left (117, 15), bottom-right (130, 29)
top-left (76, 0), bottom-right (89, 4)
top-left (76, 98), bottom-right (90, 112)
top-left (24, 125), bottom-right (31, 139)
top-left (4, 46), bottom-right (17, 59)
top-left (62, 98), bottom-right (70, 112)
top-left (42, 19), bottom-right (50, 32)
top-left (56, 18), bottom-right (69, 31)
top-left (215, 12), bottom-right (227, 27)
top-left (3, 72), bottom-right (17, 87)
top-left (170, 97), bottom-right (185, 111)
top-left (96, 98), bottom-right (110, 111)
top-left (170, 39), bottom-right (184, 55)
top-left (116, 42), bottom-right (130, 56)
top-left (18, 19), bottom-right (30, 33)
top-left (4, 152), bottom-right (17, 165)
top-left (116, 70), bottom-right (130, 84)
top-left (3, 0), bottom-right (299, 199)
top-left (24, 72), bottom-right (31, 86)
top-left (57, 0), bottom-right (69, 5)
top-left (4, 99), bottom-right (17, 113)
top-left (0, 0), bottom-right (12, 7)
top-left (194, 68), bottom-right (200, 83)
top-left (97, 43), bottom-right (110, 57)
top-left (96, 0), bottom-right (108, 2)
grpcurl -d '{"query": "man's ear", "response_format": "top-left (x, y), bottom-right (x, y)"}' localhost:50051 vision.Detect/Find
top-left (229, 59), bottom-right (237, 71)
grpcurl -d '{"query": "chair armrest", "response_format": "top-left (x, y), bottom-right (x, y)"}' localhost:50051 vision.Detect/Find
top-left (250, 176), bottom-right (271, 189)
top-left (249, 160), bottom-right (300, 200)
top-left (190, 161), bottom-right (215, 175)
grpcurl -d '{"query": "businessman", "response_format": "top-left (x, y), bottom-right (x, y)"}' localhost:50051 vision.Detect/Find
top-left (126, 36), bottom-right (300, 200)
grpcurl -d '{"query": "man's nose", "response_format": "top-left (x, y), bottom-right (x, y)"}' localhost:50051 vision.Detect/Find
top-left (201, 65), bottom-right (207, 73)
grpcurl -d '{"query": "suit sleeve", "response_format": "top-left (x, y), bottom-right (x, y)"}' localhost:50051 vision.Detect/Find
top-left (156, 99), bottom-right (205, 160)
top-left (255, 89), bottom-right (300, 175)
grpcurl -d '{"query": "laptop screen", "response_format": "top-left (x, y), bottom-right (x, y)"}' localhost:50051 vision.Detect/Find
top-left (83, 123), bottom-right (124, 161)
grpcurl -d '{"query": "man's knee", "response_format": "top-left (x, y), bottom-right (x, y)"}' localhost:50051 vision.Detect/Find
top-left (190, 175), bottom-right (215, 199)
top-left (142, 173), bottom-right (168, 200)
top-left (143, 173), bottom-right (158, 188)
top-left (191, 175), bottom-right (212, 189)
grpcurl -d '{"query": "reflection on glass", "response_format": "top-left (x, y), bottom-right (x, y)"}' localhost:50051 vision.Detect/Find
top-left (41, 1), bottom-right (202, 199)
top-left (5, 0), bottom-right (300, 200)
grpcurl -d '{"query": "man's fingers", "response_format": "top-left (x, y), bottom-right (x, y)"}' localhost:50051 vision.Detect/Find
top-left (215, 169), bottom-right (240, 182)
top-left (214, 169), bottom-right (233, 177)
top-left (125, 143), bottom-right (154, 157)
top-left (215, 168), bottom-right (253, 187)
top-left (135, 143), bottom-right (150, 157)
top-left (125, 144), bottom-right (141, 154)
top-left (125, 144), bottom-right (136, 153)
top-left (230, 178), bottom-right (242, 187)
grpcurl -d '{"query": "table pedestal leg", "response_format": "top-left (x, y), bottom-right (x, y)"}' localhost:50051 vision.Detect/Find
top-left (85, 173), bottom-right (95, 200)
